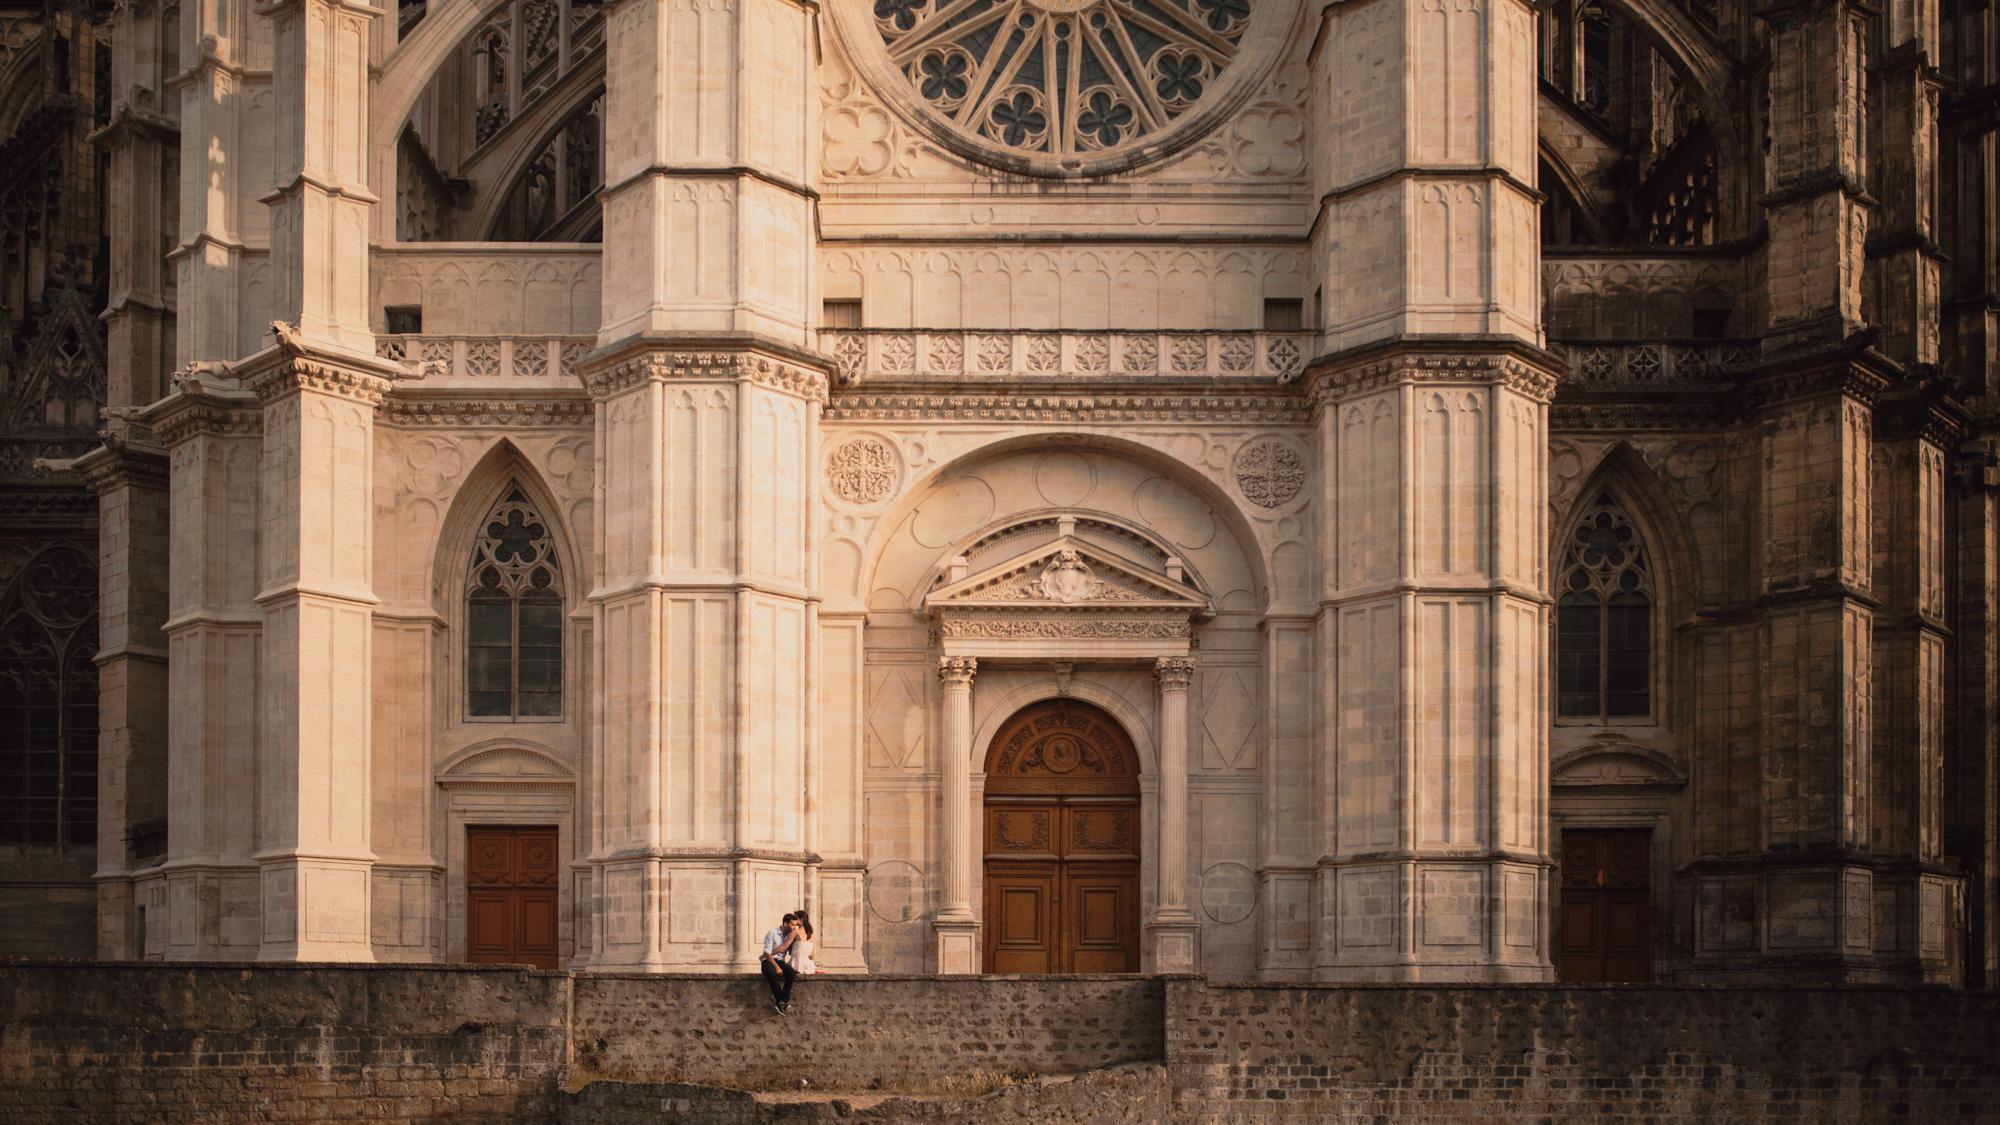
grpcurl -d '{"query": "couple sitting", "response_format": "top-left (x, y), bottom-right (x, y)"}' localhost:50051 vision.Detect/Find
top-left (757, 910), bottom-right (816, 1014)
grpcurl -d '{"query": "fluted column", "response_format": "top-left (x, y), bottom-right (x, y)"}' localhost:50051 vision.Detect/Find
top-left (1150, 656), bottom-right (1198, 972)
top-left (935, 656), bottom-right (978, 973)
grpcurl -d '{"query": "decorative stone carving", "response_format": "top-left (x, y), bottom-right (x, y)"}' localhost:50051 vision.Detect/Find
top-left (851, 0), bottom-right (1268, 176)
top-left (827, 437), bottom-right (900, 505)
top-left (1155, 655), bottom-right (1197, 691)
top-left (1231, 439), bottom-right (1305, 508)
top-left (937, 654), bottom-right (977, 687)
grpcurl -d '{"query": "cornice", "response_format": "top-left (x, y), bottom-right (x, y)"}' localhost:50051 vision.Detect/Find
top-left (1304, 338), bottom-right (1563, 406)
top-left (379, 394), bottom-right (595, 428)
top-left (73, 438), bottom-right (170, 494)
top-left (236, 326), bottom-right (402, 406)
top-left (144, 384), bottom-right (263, 447)
top-left (577, 346), bottom-right (831, 404)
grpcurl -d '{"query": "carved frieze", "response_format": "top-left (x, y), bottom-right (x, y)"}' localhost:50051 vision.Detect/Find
top-left (578, 349), bottom-right (831, 404)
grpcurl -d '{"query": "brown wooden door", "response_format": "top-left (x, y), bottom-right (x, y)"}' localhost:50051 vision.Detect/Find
top-left (982, 701), bottom-right (1141, 973)
top-left (1558, 828), bottom-right (1651, 982)
top-left (467, 826), bottom-right (560, 969)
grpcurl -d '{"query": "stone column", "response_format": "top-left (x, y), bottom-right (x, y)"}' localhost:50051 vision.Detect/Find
top-left (580, 0), bottom-right (822, 971)
top-left (141, 379), bottom-right (267, 960)
top-left (934, 656), bottom-right (978, 973)
top-left (75, 426), bottom-right (171, 960)
top-left (1150, 656), bottom-right (1199, 972)
top-left (1307, 0), bottom-right (1552, 981)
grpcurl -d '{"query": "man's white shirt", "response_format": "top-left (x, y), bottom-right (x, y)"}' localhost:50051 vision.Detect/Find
top-left (761, 926), bottom-right (786, 960)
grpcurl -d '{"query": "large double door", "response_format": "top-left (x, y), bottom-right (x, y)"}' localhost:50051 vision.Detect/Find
top-left (1558, 828), bottom-right (1652, 982)
top-left (467, 826), bottom-right (560, 969)
top-left (981, 700), bottom-right (1141, 974)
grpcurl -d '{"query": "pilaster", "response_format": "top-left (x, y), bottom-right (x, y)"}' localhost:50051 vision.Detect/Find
top-left (243, 346), bottom-right (393, 961)
top-left (935, 655), bottom-right (978, 973)
top-left (75, 426), bottom-right (172, 960)
top-left (1149, 656), bottom-right (1199, 973)
top-left (576, 344), bottom-right (828, 971)
top-left (1310, 0), bottom-right (1542, 351)
top-left (1759, 0), bottom-right (1874, 353)
top-left (167, 0), bottom-right (263, 366)
top-left (141, 373), bottom-right (270, 960)
top-left (258, 0), bottom-right (379, 355)
top-left (595, 0), bottom-right (814, 348)
top-left (1308, 346), bottom-right (1556, 982)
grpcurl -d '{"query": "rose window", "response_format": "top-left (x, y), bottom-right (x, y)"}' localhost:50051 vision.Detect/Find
top-left (860, 0), bottom-right (1269, 174)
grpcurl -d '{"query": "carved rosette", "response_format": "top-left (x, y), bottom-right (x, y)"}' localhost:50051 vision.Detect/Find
top-left (1231, 439), bottom-right (1305, 508)
top-left (826, 436), bottom-right (900, 505)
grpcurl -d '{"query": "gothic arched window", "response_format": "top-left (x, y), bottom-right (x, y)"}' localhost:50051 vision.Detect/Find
top-left (466, 485), bottom-right (563, 719)
top-left (0, 545), bottom-right (98, 845)
top-left (1556, 492), bottom-right (1654, 721)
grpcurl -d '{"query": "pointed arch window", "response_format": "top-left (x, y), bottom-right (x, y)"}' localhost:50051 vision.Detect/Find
top-left (467, 485), bottom-right (563, 719)
top-left (0, 545), bottom-right (98, 845)
top-left (1556, 492), bottom-right (1654, 721)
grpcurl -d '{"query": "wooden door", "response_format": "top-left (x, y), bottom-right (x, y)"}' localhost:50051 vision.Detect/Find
top-left (982, 701), bottom-right (1141, 973)
top-left (1558, 828), bottom-right (1651, 982)
top-left (467, 826), bottom-right (560, 969)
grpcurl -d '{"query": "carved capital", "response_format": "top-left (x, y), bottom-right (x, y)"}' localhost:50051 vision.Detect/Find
top-left (938, 655), bottom-right (978, 689)
top-left (1154, 656), bottom-right (1197, 692)
top-left (243, 354), bottom-right (393, 407)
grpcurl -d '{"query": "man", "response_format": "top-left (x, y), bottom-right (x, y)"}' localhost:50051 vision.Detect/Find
top-left (759, 913), bottom-right (797, 1015)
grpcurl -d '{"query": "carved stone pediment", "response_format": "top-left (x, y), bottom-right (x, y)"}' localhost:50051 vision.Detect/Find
top-left (926, 537), bottom-right (1209, 612)
top-left (925, 536), bottom-right (1209, 660)
top-left (1551, 737), bottom-right (1686, 789)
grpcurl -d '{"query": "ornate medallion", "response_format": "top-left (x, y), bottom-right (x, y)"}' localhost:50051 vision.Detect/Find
top-left (849, 0), bottom-right (1282, 175)
top-left (827, 437), bottom-right (900, 505)
top-left (1231, 438), bottom-right (1304, 508)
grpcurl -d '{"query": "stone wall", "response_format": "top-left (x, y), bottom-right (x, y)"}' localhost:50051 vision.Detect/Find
top-left (5, 964), bottom-right (1999, 1122)
top-left (571, 974), bottom-right (1165, 1094)
top-left (0, 964), bottom-right (569, 1123)
top-left (1166, 981), bottom-right (2000, 1121)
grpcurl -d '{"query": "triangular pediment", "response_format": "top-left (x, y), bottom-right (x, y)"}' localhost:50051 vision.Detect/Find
top-left (925, 536), bottom-right (1209, 612)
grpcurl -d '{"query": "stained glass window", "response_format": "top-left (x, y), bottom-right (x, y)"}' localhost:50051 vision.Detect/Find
top-left (467, 485), bottom-right (564, 719)
top-left (0, 545), bottom-right (98, 846)
top-left (1556, 492), bottom-right (1654, 721)
top-left (876, 0), bottom-right (1254, 165)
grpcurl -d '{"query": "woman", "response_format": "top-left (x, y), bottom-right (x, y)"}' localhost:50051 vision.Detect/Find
top-left (769, 911), bottom-right (816, 1014)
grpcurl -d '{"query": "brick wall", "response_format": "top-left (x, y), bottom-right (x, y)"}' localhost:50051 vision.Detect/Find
top-left (571, 974), bottom-right (1165, 1093)
top-left (0, 964), bottom-right (569, 1123)
top-left (1166, 981), bottom-right (2000, 1121)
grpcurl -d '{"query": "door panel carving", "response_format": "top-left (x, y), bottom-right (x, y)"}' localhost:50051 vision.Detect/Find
top-left (1558, 828), bottom-right (1652, 982)
top-left (466, 826), bottom-right (561, 969)
top-left (982, 700), bottom-right (1140, 973)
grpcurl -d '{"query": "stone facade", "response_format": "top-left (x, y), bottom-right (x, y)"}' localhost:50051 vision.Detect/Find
top-left (0, 0), bottom-right (1995, 989)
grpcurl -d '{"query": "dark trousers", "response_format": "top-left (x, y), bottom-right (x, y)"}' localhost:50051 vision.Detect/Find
top-left (761, 957), bottom-right (797, 1005)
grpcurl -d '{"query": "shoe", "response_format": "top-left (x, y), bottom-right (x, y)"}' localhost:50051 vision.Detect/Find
top-left (774, 1003), bottom-right (787, 1016)
top-left (779, 1001), bottom-right (791, 1014)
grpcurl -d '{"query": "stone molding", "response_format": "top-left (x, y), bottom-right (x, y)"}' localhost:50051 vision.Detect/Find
top-left (74, 435), bottom-right (170, 494)
top-left (577, 348), bottom-right (831, 404)
top-left (1306, 346), bottom-right (1563, 406)
top-left (819, 329), bottom-right (1309, 385)
top-left (146, 388), bottom-right (264, 447)
top-left (378, 394), bottom-right (595, 428)
top-left (826, 391), bottom-right (1306, 424)
top-left (936, 617), bottom-right (1193, 640)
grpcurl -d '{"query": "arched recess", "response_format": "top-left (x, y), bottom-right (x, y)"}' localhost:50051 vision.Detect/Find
top-left (1551, 443), bottom-right (1698, 621)
top-left (970, 673), bottom-right (1159, 779)
top-left (1549, 442), bottom-right (1698, 736)
top-left (845, 432), bottom-right (1276, 616)
top-left (428, 438), bottom-right (583, 614)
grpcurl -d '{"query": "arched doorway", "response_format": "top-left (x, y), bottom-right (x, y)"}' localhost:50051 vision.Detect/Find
top-left (982, 699), bottom-right (1141, 973)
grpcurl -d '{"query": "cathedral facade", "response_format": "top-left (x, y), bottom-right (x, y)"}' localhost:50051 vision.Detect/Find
top-left (3, 0), bottom-right (1997, 986)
